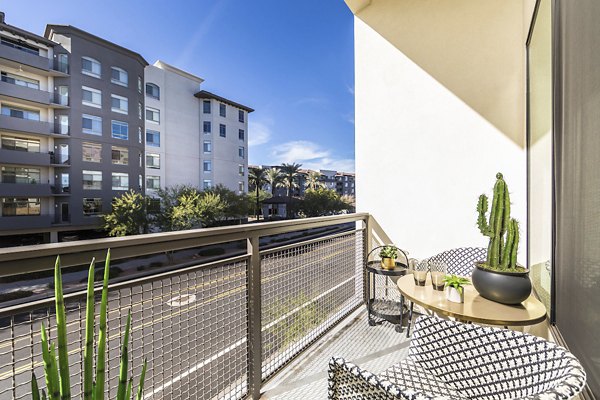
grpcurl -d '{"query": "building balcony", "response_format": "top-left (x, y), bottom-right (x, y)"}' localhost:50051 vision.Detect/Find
top-left (0, 182), bottom-right (52, 197)
top-left (0, 214), bottom-right (52, 230)
top-left (0, 148), bottom-right (50, 167)
top-left (0, 80), bottom-right (51, 106)
top-left (0, 114), bottom-right (52, 135)
top-left (0, 45), bottom-right (68, 77)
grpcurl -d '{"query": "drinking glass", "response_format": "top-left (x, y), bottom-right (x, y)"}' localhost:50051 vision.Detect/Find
top-left (430, 260), bottom-right (447, 291)
top-left (413, 259), bottom-right (429, 286)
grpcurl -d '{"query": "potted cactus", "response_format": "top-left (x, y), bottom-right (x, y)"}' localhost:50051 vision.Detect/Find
top-left (379, 245), bottom-right (398, 269)
top-left (473, 173), bottom-right (532, 305)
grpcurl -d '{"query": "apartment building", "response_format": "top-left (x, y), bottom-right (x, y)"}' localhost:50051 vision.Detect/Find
top-left (144, 61), bottom-right (252, 195)
top-left (0, 15), bottom-right (147, 244)
top-left (335, 172), bottom-right (355, 196)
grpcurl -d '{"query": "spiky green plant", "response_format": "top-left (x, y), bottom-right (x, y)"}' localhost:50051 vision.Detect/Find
top-left (31, 250), bottom-right (147, 400)
top-left (477, 173), bottom-right (522, 271)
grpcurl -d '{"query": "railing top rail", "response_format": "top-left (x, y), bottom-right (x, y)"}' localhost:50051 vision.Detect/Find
top-left (0, 213), bottom-right (369, 276)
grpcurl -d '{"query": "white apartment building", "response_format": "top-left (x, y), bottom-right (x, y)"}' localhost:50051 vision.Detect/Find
top-left (144, 60), bottom-right (252, 195)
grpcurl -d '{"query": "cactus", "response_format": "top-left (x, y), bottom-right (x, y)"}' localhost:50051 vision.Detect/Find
top-left (31, 250), bottom-right (147, 399)
top-left (476, 173), bottom-right (520, 270)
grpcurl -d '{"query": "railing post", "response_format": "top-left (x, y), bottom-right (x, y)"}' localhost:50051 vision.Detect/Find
top-left (364, 215), bottom-right (373, 304)
top-left (247, 235), bottom-right (262, 399)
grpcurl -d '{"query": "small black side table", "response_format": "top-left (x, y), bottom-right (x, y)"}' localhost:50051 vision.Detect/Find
top-left (366, 260), bottom-right (408, 332)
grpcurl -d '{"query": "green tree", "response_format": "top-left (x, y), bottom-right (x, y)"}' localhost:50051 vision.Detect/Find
top-left (204, 184), bottom-right (250, 221)
top-left (280, 162), bottom-right (302, 218)
top-left (300, 188), bottom-right (351, 217)
top-left (265, 167), bottom-right (283, 196)
top-left (170, 192), bottom-right (203, 230)
top-left (103, 190), bottom-right (149, 236)
top-left (196, 192), bottom-right (226, 227)
top-left (305, 170), bottom-right (324, 190)
top-left (248, 167), bottom-right (269, 220)
top-left (154, 185), bottom-right (199, 231)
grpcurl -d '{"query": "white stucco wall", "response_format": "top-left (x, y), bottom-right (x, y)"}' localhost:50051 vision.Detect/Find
top-left (354, 15), bottom-right (528, 260)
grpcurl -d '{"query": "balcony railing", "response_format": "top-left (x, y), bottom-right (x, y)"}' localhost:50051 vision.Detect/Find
top-left (0, 213), bottom-right (392, 400)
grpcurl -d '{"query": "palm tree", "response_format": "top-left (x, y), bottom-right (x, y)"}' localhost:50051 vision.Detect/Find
top-left (265, 167), bottom-right (283, 196)
top-left (280, 162), bottom-right (302, 218)
top-left (305, 170), bottom-right (324, 190)
top-left (248, 167), bottom-right (268, 220)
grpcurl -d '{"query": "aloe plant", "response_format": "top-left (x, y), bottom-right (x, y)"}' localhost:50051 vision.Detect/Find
top-left (31, 250), bottom-right (147, 400)
top-left (477, 173), bottom-right (521, 271)
top-left (379, 245), bottom-right (398, 259)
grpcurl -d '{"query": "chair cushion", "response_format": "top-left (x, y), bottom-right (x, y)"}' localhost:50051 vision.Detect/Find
top-left (378, 359), bottom-right (462, 400)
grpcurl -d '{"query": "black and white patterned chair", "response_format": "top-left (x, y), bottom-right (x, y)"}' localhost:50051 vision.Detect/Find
top-left (428, 247), bottom-right (487, 277)
top-left (328, 316), bottom-right (586, 399)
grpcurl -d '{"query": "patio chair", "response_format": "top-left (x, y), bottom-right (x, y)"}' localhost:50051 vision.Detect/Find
top-left (428, 247), bottom-right (487, 276)
top-left (328, 315), bottom-right (586, 399)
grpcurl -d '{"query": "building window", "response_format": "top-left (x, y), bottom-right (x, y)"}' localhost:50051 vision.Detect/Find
top-left (111, 146), bottom-right (129, 165)
top-left (239, 165), bottom-right (245, 176)
top-left (82, 142), bottom-right (102, 163)
top-left (1, 136), bottom-right (40, 153)
top-left (239, 146), bottom-right (245, 159)
top-left (238, 129), bottom-right (245, 140)
top-left (146, 153), bottom-right (160, 169)
top-left (146, 83), bottom-right (160, 99)
top-left (1, 105), bottom-right (40, 121)
top-left (203, 140), bottom-right (212, 153)
top-left (203, 160), bottom-right (212, 172)
top-left (112, 172), bottom-right (129, 190)
top-left (82, 114), bottom-right (102, 136)
top-left (203, 121), bottom-right (211, 133)
top-left (146, 175), bottom-right (160, 190)
top-left (111, 94), bottom-right (128, 114)
top-left (83, 198), bottom-right (102, 216)
top-left (138, 127), bottom-right (142, 143)
top-left (203, 100), bottom-right (211, 114)
top-left (111, 67), bottom-right (128, 86)
top-left (1, 71), bottom-right (39, 89)
top-left (238, 181), bottom-right (245, 193)
top-left (138, 174), bottom-right (142, 190)
top-left (138, 102), bottom-right (142, 120)
top-left (219, 103), bottom-right (226, 117)
top-left (58, 86), bottom-right (69, 106)
top-left (82, 86), bottom-right (102, 108)
top-left (83, 170), bottom-right (102, 190)
top-left (203, 180), bottom-right (212, 190)
top-left (239, 109), bottom-right (245, 123)
top-left (58, 115), bottom-right (69, 134)
top-left (146, 130), bottom-right (160, 147)
top-left (1, 198), bottom-right (41, 216)
top-left (219, 124), bottom-right (226, 137)
top-left (146, 107), bottom-right (160, 124)
top-left (57, 54), bottom-right (69, 74)
top-left (138, 76), bottom-right (142, 93)
top-left (0, 36), bottom-right (38, 55)
top-left (1, 166), bottom-right (40, 184)
top-left (82, 56), bottom-right (101, 77)
top-left (111, 120), bottom-right (129, 140)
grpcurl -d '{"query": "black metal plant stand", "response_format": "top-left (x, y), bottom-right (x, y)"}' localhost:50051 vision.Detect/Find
top-left (365, 246), bottom-right (408, 333)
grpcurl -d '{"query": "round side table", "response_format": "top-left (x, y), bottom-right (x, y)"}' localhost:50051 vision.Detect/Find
top-left (366, 260), bottom-right (408, 332)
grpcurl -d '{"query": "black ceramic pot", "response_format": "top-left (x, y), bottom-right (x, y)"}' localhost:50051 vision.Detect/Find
top-left (472, 262), bottom-right (532, 305)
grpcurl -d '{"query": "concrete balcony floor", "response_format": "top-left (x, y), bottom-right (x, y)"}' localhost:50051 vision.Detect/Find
top-left (262, 307), bottom-right (410, 399)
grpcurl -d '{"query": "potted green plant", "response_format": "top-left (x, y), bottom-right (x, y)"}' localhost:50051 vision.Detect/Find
top-left (379, 245), bottom-right (398, 269)
top-left (443, 275), bottom-right (471, 303)
top-left (31, 250), bottom-right (147, 400)
top-left (473, 172), bottom-right (532, 305)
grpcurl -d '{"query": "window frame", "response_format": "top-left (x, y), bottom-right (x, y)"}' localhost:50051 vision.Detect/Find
top-left (111, 172), bottom-right (129, 191)
top-left (82, 114), bottom-right (102, 136)
top-left (146, 107), bottom-right (160, 124)
top-left (146, 175), bottom-right (161, 190)
top-left (83, 198), bottom-right (103, 216)
top-left (82, 142), bottom-right (102, 163)
top-left (146, 130), bottom-right (160, 147)
top-left (219, 124), bottom-right (226, 138)
top-left (111, 120), bottom-right (129, 140)
top-left (145, 83), bottom-right (160, 99)
top-left (110, 94), bottom-right (128, 114)
top-left (111, 146), bottom-right (129, 165)
top-left (219, 103), bottom-right (226, 117)
top-left (82, 170), bottom-right (102, 190)
top-left (146, 153), bottom-right (160, 169)
top-left (81, 56), bottom-right (101, 78)
top-left (110, 66), bottom-right (128, 87)
top-left (82, 86), bottom-right (102, 108)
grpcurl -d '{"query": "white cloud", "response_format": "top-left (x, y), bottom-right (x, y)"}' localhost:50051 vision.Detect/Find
top-left (270, 141), bottom-right (355, 172)
top-left (248, 120), bottom-right (272, 147)
top-left (346, 85), bottom-right (355, 95)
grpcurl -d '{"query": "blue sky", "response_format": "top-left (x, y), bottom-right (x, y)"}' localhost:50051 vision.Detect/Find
top-left (1, 0), bottom-right (356, 172)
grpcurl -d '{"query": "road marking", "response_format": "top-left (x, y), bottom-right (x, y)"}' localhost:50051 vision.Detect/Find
top-left (166, 294), bottom-right (197, 307)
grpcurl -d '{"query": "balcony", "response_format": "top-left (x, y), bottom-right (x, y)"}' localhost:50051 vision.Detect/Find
top-left (0, 214), bottom-right (51, 230)
top-left (0, 45), bottom-right (68, 77)
top-left (0, 80), bottom-right (51, 106)
top-left (0, 148), bottom-right (50, 167)
top-left (0, 114), bottom-right (52, 136)
top-left (0, 182), bottom-right (52, 197)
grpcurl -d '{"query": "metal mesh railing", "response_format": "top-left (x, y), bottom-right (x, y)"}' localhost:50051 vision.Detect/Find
top-left (0, 258), bottom-right (249, 400)
top-left (0, 215), bottom-right (370, 399)
top-left (261, 230), bottom-right (364, 379)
